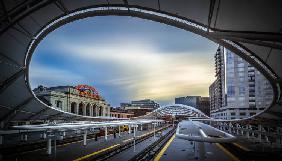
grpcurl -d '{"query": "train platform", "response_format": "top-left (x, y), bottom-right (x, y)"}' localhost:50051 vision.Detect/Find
top-left (2, 125), bottom-right (258, 161)
top-left (155, 136), bottom-right (239, 161)
top-left (3, 125), bottom-right (170, 161)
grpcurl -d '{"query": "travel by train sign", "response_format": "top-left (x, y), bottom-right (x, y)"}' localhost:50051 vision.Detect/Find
top-left (75, 85), bottom-right (100, 99)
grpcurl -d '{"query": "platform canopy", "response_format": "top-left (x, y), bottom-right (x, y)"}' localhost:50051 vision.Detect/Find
top-left (0, 0), bottom-right (282, 127)
top-left (11, 119), bottom-right (163, 132)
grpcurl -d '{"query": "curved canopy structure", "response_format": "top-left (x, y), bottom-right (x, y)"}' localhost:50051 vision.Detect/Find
top-left (154, 104), bottom-right (209, 118)
top-left (0, 0), bottom-right (282, 127)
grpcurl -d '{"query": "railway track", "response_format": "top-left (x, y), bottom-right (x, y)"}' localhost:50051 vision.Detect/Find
top-left (128, 127), bottom-right (176, 161)
top-left (80, 125), bottom-right (173, 161)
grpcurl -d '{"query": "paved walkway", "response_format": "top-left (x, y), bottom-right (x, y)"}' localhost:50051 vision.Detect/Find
top-left (158, 137), bottom-right (235, 161)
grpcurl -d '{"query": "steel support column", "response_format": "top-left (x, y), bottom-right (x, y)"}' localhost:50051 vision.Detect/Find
top-left (83, 130), bottom-right (87, 146)
top-left (105, 127), bottom-right (108, 141)
top-left (128, 125), bottom-right (131, 134)
top-left (47, 137), bottom-right (52, 155)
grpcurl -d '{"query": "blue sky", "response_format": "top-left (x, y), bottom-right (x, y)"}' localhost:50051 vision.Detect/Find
top-left (29, 16), bottom-right (218, 106)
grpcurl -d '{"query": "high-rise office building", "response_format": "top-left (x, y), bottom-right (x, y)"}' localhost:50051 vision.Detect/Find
top-left (120, 99), bottom-right (160, 110)
top-left (224, 50), bottom-right (273, 119)
top-left (120, 103), bottom-right (132, 109)
top-left (209, 47), bottom-right (273, 119)
top-left (175, 96), bottom-right (200, 107)
top-left (175, 96), bottom-right (210, 116)
top-left (131, 99), bottom-right (160, 110)
top-left (198, 97), bottom-right (210, 116)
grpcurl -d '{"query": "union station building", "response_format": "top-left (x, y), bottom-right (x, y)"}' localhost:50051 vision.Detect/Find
top-left (33, 85), bottom-right (111, 117)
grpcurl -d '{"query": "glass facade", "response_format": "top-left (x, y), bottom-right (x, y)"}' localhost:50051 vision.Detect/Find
top-left (210, 47), bottom-right (273, 120)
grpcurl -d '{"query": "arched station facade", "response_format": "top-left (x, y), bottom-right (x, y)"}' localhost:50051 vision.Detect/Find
top-left (33, 85), bottom-right (110, 117)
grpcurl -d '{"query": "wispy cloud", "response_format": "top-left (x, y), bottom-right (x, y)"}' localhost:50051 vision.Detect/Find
top-left (29, 63), bottom-right (86, 88)
top-left (53, 40), bottom-right (215, 100)
top-left (30, 16), bottom-right (217, 106)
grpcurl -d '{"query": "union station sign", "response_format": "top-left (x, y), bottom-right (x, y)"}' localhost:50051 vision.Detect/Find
top-left (75, 85), bottom-right (101, 100)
